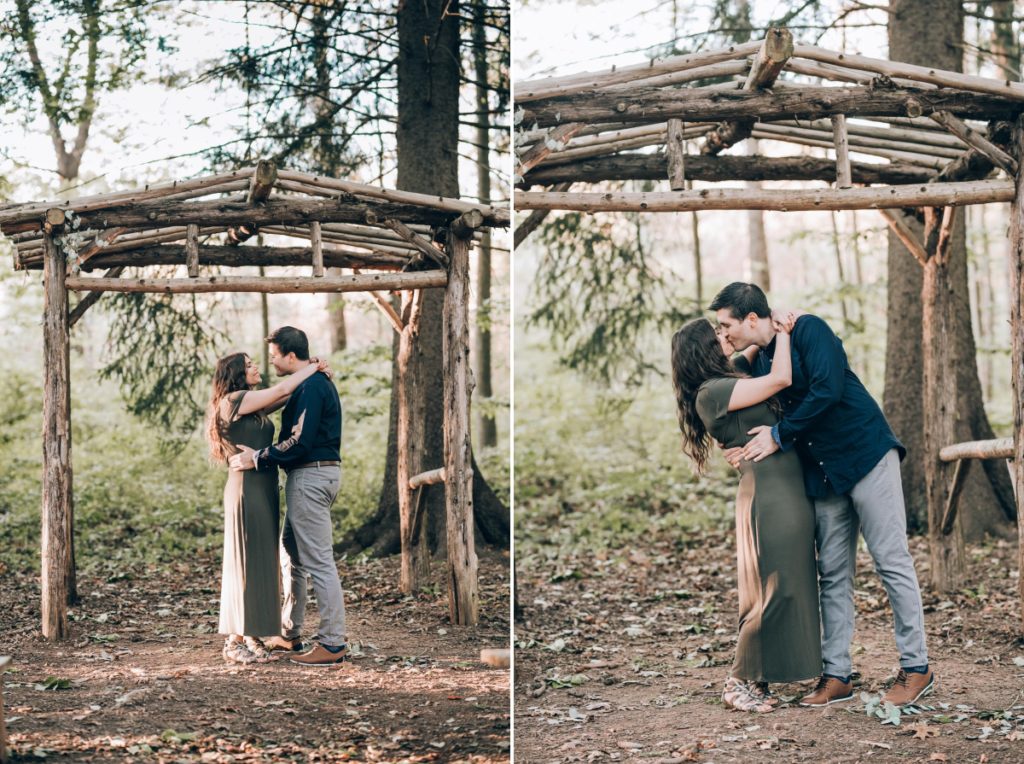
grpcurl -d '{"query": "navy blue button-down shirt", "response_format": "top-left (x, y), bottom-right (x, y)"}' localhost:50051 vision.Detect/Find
top-left (256, 371), bottom-right (342, 471)
top-left (750, 315), bottom-right (904, 498)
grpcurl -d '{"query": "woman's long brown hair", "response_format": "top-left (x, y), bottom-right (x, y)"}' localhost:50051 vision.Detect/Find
top-left (206, 352), bottom-right (249, 464)
top-left (670, 318), bottom-right (741, 474)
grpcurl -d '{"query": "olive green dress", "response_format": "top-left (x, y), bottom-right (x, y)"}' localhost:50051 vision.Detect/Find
top-left (218, 392), bottom-right (282, 637)
top-left (695, 377), bottom-right (821, 682)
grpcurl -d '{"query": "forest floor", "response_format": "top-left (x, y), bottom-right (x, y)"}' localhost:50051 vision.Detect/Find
top-left (0, 548), bottom-right (510, 762)
top-left (515, 529), bottom-right (1024, 764)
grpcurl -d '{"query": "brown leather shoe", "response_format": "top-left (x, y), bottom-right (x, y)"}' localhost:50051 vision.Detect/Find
top-left (799, 675), bottom-right (854, 707)
top-left (264, 635), bottom-right (304, 652)
top-left (289, 643), bottom-right (349, 666)
top-left (881, 668), bottom-right (934, 706)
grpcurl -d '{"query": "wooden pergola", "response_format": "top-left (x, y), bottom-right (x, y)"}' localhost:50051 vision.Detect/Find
top-left (0, 161), bottom-right (510, 638)
top-left (515, 29), bottom-right (1024, 617)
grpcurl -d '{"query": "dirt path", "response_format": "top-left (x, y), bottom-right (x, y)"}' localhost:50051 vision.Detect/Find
top-left (515, 532), bottom-right (1024, 763)
top-left (1, 550), bottom-right (510, 762)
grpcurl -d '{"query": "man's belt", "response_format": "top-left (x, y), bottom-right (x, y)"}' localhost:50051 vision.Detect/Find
top-left (287, 460), bottom-right (341, 472)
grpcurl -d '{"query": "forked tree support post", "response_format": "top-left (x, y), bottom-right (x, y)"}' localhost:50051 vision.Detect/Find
top-left (443, 212), bottom-right (479, 626)
top-left (1010, 115), bottom-right (1024, 631)
top-left (42, 221), bottom-right (72, 640)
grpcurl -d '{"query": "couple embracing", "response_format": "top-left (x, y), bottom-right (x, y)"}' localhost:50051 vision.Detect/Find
top-left (205, 326), bottom-right (349, 667)
top-left (671, 283), bottom-right (933, 713)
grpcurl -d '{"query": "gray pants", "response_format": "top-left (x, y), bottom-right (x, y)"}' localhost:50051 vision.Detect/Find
top-left (280, 465), bottom-right (346, 647)
top-left (815, 449), bottom-right (928, 676)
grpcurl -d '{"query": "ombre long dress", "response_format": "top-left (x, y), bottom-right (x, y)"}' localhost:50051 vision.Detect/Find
top-left (218, 391), bottom-right (282, 637)
top-left (695, 377), bottom-right (821, 682)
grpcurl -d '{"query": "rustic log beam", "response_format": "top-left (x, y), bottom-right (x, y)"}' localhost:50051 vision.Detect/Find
top-left (520, 85), bottom-right (1024, 130)
top-left (831, 114), bottom-right (853, 188)
top-left (1, 196), bottom-right (510, 237)
top-left (940, 458), bottom-right (972, 535)
top-left (310, 221), bottom-right (324, 277)
top-left (74, 227), bottom-right (128, 271)
top-left (70, 244), bottom-right (407, 273)
top-left (752, 130), bottom-right (946, 169)
top-left (786, 57), bottom-right (934, 90)
top-left (68, 267), bottom-right (125, 327)
top-left (939, 437), bottom-right (1014, 461)
top-left (42, 232), bottom-right (71, 641)
top-left (409, 467), bottom-right (446, 489)
top-left (443, 226), bottom-right (478, 626)
top-left (226, 160), bottom-right (278, 246)
top-left (879, 209), bottom-right (929, 266)
top-left (65, 271), bottom-right (447, 294)
top-left (382, 218), bottom-right (449, 268)
top-left (517, 123), bottom-right (585, 177)
top-left (0, 169), bottom-right (255, 228)
top-left (753, 122), bottom-right (962, 161)
top-left (935, 205), bottom-right (958, 264)
top-left (777, 118), bottom-right (968, 149)
top-left (514, 183), bottom-right (571, 247)
top-left (274, 169), bottom-right (507, 222)
top-left (612, 59), bottom-right (749, 91)
top-left (929, 110), bottom-right (1018, 175)
top-left (702, 28), bottom-right (793, 156)
top-left (1010, 115), bottom-right (1024, 630)
top-left (666, 119), bottom-right (686, 190)
top-left (523, 154), bottom-right (934, 186)
top-left (450, 209), bottom-right (485, 240)
top-left (517, 40), bottom-right (762, 102)
top-left (515, 179), bottom-right (1014, 213)
top-left (793, 44), bottom-right (1024, 101)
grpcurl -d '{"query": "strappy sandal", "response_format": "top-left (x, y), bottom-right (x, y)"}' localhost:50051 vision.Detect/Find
top-left (722, 677), bottom-right (774, 713)
top-left (749, 681), bottom-right (780, 706)
top-left (243, 637), bottom-right (274, 663)
top-left (223, 638), bottom-right (257, 665)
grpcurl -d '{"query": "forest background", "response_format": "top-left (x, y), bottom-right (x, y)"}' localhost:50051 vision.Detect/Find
top-left (0, 0), bottom-right (512, 578)
top-left (514, 1), bottom-right (1024, 761)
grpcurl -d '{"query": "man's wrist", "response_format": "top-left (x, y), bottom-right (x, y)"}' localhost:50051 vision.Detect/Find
top-left (252, 449), bottom-right (261, 470)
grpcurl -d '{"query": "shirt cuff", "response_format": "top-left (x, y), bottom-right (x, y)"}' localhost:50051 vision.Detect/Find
top-left (770, 424), bottom-right (783, 448)
top-left (252, 449), bottom-right (262, 471)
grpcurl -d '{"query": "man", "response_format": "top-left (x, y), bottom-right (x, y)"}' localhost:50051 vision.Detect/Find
top-left (229, 326), bottom-right (348, 666)
top-left (710, 282), bottom-right (932, 707)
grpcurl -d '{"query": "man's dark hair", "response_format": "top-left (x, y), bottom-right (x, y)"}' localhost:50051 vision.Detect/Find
top-left (708, 282), bottom-right (771, 320)
top-left (266, 326), bottom-right (309, 360)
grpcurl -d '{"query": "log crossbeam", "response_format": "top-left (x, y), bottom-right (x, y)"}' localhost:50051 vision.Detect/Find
top-left (64, 272), bottom-right (447, 294)
top-left (938, 438), bottom-right (1017, 535)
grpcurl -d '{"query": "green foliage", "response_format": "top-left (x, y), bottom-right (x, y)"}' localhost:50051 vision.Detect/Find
top-left (515, 340), bottom-right (734, 563)
top-left (0, 341), bottom-right (394, 574)
top-left (530, 211), bottom-right (696, 387)
top-left (98, 292), bottom-right (225, 441)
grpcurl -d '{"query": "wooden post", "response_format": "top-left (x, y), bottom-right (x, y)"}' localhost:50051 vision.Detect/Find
top-left (311, 221), bottom-right (324, 277)
top-left (666, 119), bottom-right (686, 190)
top-left (921, 204), bottom-right (965, 592)
top-left (443, 216), bottom-right (478, 626)
top-left (397, 290), bottom-right (430, 593)
top-left (1009, 115), bottom-right (1024, 631)
top-left (185, 224), bottom-right (199, 277)
top-left (0, 655), bottom-right (8, 764)
top-left (42, 224), bottom-right (71, 640)
top-left (831, 114), bottom-right (852, 189)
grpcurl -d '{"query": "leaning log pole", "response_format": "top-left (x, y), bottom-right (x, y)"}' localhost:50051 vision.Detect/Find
top-left (41, 218), bottom-right (72, 640)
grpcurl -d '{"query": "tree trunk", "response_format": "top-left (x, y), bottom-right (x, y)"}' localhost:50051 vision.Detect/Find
top-left (473, 0), bottom-right (496, 448)
top-left (351, 0), bottom-right (508, 561)
top-left (829, 211), bottom-right (849, 327)
top-left (887, 0), bottom-right (1014, 541)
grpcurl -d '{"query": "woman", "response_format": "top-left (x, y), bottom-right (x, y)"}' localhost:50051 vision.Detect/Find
top-left (670, 317), bottom-right (820, 712)
top-left (206, 352), bottom-right (329, 664)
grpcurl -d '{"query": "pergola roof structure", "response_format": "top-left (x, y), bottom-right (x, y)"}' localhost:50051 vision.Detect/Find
top-left (514, 28), bottom-right (1023, 218)
top-left (0, 160), bottom-right (510, 638)
top-left (513, 28), bottom-right (1024, 615)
